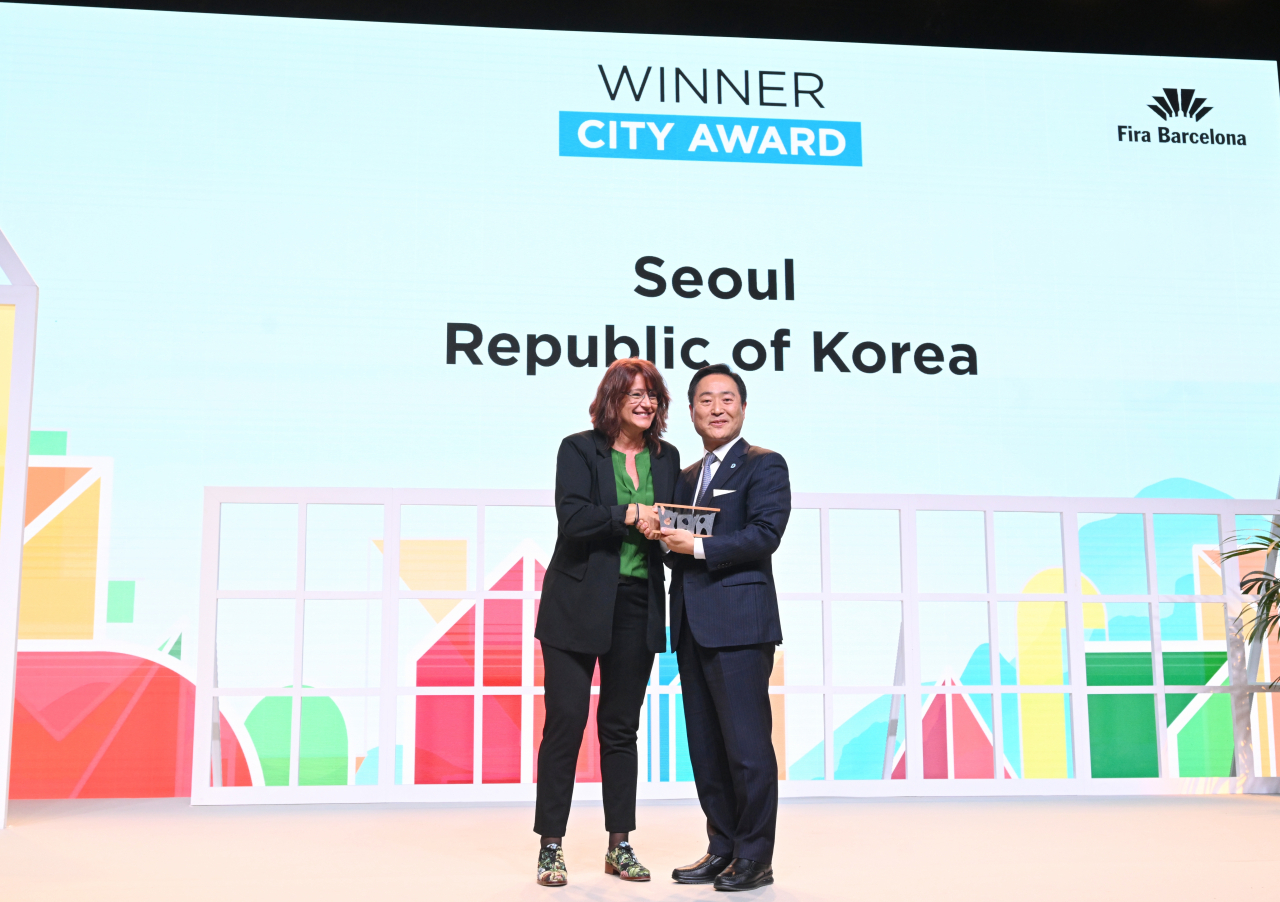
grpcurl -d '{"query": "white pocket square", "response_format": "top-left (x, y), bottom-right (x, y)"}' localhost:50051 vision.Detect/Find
top-left (712, 489), bottom-right (736, 497)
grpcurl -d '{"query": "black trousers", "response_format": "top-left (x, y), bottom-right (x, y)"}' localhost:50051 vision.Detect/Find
top-left (677, 622), bottom-right (778, 864)
top-left (534, 577), bottom-right (654, 837)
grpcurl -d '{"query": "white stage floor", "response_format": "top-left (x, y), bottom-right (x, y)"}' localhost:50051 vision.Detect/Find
top-left (3, 795), bottom-right (1278, 900)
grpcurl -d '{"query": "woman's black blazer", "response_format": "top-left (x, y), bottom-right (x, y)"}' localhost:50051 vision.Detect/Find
top-left (536, 429), bottom-right (680, 656)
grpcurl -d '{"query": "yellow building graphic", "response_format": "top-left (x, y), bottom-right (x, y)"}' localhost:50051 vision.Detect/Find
top-left (18, 458), bottom-right (111, 640)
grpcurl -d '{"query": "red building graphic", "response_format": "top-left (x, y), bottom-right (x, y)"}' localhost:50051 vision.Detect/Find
top-left (413, 556), bottom-right (603, 785)
top-left (10, 651), bottom-right (251, 797)
top-left (890, 679), bottom-right (1013, 779)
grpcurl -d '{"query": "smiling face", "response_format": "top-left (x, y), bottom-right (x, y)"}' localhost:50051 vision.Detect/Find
top-left (690, 373), bottom-right (745, 448)
top-left (619, 372), bottom-right (658, 436)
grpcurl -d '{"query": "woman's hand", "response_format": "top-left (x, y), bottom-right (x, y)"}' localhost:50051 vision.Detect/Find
top-left (637, 504), bottom-right (661, 534)
top-left (636, 510), bottom-right (665, 540)
top-left (626, 503), bottom-right (661, 533)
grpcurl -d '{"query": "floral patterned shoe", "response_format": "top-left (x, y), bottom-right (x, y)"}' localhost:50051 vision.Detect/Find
top-left (604, 841), bottom-right (651, 881)
top-left (537, 843), bottom-right (568, 887)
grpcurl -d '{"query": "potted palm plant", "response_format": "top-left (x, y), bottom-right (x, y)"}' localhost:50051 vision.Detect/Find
top-left (1222, 527), bottom-right (1280, 685)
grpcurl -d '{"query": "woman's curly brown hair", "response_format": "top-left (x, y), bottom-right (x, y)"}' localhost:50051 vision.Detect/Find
top-left (589, 358), bottom-right (670, 454)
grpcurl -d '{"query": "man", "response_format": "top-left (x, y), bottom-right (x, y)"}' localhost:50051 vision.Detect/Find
top-left (659, 363), bottom-right (790, 892)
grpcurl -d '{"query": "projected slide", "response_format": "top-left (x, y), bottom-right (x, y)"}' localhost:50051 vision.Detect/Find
top-left (0, 2), bottom-right (1278, 800)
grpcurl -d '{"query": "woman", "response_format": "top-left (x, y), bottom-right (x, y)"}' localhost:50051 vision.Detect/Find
top-left (533, 358), bottom-right (680, 887)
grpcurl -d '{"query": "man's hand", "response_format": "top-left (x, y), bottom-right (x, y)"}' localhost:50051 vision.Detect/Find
top-left (661, 528), bottom-right (696, 555)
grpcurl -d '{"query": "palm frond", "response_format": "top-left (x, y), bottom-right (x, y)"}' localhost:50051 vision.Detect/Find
top-left (1221, 528), bottom-right (1280, 666)
top-left (1220, 528), bottom-right (1280, 561)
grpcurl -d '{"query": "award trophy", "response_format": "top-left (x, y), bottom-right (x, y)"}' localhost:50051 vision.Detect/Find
top-left (655, 503), bottom-right (719, 537)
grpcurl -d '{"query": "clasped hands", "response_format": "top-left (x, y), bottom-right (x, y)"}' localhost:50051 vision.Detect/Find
top-left (631, 505), bottom-right (696, 555)
top-left (626, 503), bottom-right (661, 533)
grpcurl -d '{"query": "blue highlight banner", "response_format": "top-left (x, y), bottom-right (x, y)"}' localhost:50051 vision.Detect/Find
top-left (558, 111), bottom-right (862, 166)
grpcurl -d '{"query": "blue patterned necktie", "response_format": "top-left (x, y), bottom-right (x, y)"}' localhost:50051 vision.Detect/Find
top-left (696, 451), bottom-right (715, 505)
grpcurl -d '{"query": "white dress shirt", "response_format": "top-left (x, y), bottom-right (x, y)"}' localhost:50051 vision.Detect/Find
top-left (692, 435), bottom-right (742, 560)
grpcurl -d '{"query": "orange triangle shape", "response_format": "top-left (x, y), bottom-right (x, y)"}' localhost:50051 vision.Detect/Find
top-left (25, 467), bottom-right (91, 526)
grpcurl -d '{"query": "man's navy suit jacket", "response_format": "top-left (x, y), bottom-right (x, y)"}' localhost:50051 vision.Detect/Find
top-left (668, 438), bottom-right (791, 649)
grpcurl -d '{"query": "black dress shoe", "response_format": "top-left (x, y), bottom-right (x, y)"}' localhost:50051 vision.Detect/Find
top-left (713, 858), bottom-right (774, 892)
top-left (671, 853), bottom-right (731, 884)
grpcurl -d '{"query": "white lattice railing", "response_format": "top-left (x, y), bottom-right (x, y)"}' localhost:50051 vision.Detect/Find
top-left (192, 488), bottom-right (1280, 804)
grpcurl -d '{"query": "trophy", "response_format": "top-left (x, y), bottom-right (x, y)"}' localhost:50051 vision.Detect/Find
top-left (655, 503), bottom-right (719, 537)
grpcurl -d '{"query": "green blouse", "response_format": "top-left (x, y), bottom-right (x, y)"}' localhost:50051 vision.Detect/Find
top-left (612, 447), bottom-right (653, 579)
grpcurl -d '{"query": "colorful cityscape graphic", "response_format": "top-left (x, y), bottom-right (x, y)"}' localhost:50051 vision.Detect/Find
top-left (10, 437), bottom-right (1280, 796)
top-left (11, 435), bottom-right (251, 797)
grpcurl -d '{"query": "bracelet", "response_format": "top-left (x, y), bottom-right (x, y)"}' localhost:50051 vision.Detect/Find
top-left (631, 503), bottom-right (638, 525)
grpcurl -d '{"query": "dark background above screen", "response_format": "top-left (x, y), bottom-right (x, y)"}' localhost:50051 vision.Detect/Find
top-left (7, 0), bottom-right (1280, 68)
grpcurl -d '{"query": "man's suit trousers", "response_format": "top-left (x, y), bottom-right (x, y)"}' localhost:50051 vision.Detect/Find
top-left (676, 624), bottom-right (778, 863)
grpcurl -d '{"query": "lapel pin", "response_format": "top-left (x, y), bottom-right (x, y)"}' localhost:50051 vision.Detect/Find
top-left (730, 463), bottom-right (736, 469)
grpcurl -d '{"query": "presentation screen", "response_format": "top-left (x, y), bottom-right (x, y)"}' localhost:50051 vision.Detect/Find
top-left (1, 3), bottom-right (1278, 800)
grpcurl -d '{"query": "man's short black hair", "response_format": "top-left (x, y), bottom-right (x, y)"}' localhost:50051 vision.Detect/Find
top-left (687, 363), bottom-right (747, 405)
